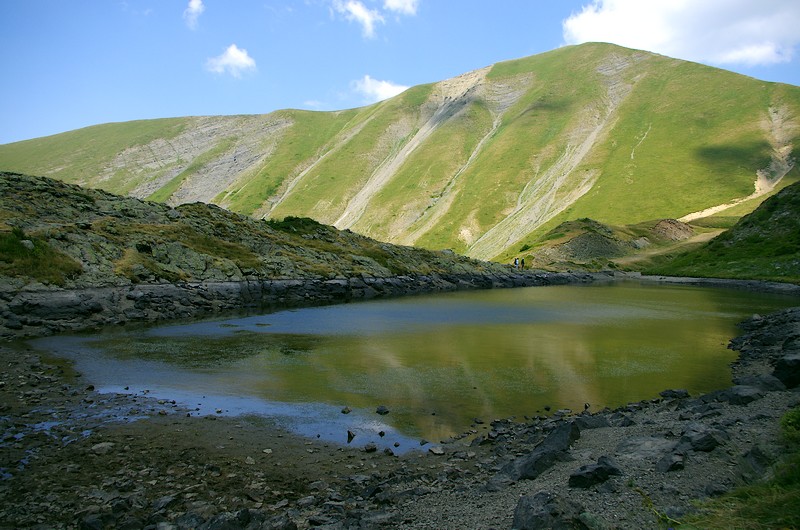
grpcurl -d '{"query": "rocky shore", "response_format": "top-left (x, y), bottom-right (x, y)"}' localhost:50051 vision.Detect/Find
top-left (2, 297), bottom-right (799, 529)
top-left (0, 270), bottom-right (608, 340)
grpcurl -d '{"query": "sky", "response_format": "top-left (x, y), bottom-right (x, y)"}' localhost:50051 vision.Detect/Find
top-left (1, 0), bottom-right (799, 145)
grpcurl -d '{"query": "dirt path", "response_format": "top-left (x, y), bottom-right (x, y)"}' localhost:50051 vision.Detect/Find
top-left (680, 104), bottom-right (796, 223)
top-left (613, 230), bottom-right (722, 267)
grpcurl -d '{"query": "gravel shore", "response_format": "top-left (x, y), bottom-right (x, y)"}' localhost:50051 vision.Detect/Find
top-left (1, 306), bottom-right (799, 529)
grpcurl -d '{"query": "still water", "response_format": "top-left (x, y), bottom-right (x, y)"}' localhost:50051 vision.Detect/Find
top-left (32, 282), bottom-right (797, 451)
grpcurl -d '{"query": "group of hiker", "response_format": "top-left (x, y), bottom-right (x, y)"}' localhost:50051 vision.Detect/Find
top-left (513, 257), bottom-right (525, 270)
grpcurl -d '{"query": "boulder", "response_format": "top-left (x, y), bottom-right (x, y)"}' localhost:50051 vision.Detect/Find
top-left (574, 415), bottom-right (611, 430)
top-left (733, 374), bottom-right (786, 391)
top-left (773, 354), bottom-right (800, 388)
top-left (512, 491), bottom-right (592, 530)
top-left (715, 385), bottom-right (765, 405)
top-left (659, 389), bottom-right (689, 399)
top-left (500, 422), bottom-right (580, 481)
top-left (655, 453), bottom-right (685, 473)
top-left (677, 423), bottom-right (729, 453)
top-left (568, 456), bottom-right (623, 488)
top-left (739, 445), bottom-right (774, 483)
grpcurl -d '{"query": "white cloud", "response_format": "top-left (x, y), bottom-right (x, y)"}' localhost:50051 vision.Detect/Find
top-left (183, 0), bottom-right (205, 30)
top-left (562, 0), bottom-right (800, 66)
top-left (352, 75), bottom-right (409, 103)
top-left (332, 0), bottom-right (385, 38)
top-left (205, 44), bottom-right (257, 78)
top-left (384, 0), bottom-right (419, 16)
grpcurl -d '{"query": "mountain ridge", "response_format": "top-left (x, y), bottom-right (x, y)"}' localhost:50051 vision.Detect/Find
top-left (1, 43), bottom-right (798, 261)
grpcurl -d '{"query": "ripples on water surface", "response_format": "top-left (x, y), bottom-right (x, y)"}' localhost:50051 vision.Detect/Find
top-left (33, 282), bottom-right (798, 451)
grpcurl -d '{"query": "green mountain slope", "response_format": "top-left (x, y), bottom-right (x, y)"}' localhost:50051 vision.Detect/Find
top-left (644, 180), bottom-right (800, 283)
top-left (1, 43), bottom-right (798, 262)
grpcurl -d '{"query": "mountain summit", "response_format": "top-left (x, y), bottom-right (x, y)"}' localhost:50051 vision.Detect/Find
top-left (1, 43), bottom-right (797, 261)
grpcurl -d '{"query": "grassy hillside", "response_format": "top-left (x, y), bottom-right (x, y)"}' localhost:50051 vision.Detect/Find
top-left (643, 180), bottom-right (800, 283)
top-left (1, 43), bottom-right (798, 262)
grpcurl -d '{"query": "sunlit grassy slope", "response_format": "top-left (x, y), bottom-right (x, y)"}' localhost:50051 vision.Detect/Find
top-left (1, 43), bottom-right (797, 262)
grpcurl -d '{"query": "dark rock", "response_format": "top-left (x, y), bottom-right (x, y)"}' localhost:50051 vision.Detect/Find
top-left (659, 389), bottom-right (689, 399)
top-left (655, 453), bottom-right (685, 473)
top-left (677, 423), bottom-right (729, 452)
top-left (568, 456), bottom-right (623, 488)
top-left (364, 442), bottom-right (377, 453)
top-left (263, 514), bottom-right (298, 530)
top-left (376, 405), bottom-right (390, 415)
top-left (617, 415), bottom-right (637, 427)
top-left (739, 445), bottom-right (774, 483)
top-left (500, 422), bottom-right (579, 481)
top-left (152, 495), bottom-right (177, 512)
top-left (512, 490), bottom-right (590, 530)
top-left (773, 354), bottom-right (800, 388)
top-left (574, 415), bottom-right (611, 430)
top-left (716, 385), bottom-right (765, 405)
top-left (733, 374), bottom-right (786, 391)
top-left (704, 481), bottom-right (730, 497)
top-left (539, 421), bottom-right (580, 453)
top-left (79, 514), bottom-right (107, 530)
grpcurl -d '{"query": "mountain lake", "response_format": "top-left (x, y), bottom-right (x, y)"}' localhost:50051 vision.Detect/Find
top-left (29, 281), bottom-right (798, 453)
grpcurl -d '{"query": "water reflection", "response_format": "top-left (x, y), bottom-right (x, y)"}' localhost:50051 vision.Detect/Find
top-left (32, 282), bottom-right (797, 447)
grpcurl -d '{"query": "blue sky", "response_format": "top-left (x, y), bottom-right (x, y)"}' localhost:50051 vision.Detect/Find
top-left (1, 0), bottom-right (799, 145)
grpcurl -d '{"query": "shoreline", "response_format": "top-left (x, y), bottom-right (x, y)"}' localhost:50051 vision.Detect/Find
top-left (3, 270), bottom-right (799, 341)
top-left (1, 282), bottom-right (799, 527)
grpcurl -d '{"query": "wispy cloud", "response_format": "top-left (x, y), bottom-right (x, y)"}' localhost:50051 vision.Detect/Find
top-left (205, 44), bottom-right (257, 78)
top-left (562, 0), bottom-right (800, 66)
top-left (352, 75), bottom-right (409, 103)
top-left (384, 0), bottom-right (419, 16)
top-left (332, 0), bottom-right (385, 38)
top-left (183, 0), bottom-right (205, 30)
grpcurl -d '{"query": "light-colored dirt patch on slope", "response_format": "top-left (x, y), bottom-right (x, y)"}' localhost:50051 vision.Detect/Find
top-left (680, 104), bottom-right (797, 222)
top-left (333, 67), bottom-right (491, 230)
top-left (399, 74), bottom-right (534, 247)
top-left (466, 54), bottom-right (639, 261)
top-left (111, 115), bottom-right (291, 203)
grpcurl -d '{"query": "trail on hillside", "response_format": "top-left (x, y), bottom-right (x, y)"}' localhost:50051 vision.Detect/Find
top-left (467, 54), bottom-right (639, 261)
top-left (679, 104), bottom-right (797, 222)
top-left (333, 68), bottom-right (491, 230)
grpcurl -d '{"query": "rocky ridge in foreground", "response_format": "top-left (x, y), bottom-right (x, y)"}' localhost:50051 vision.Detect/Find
top-left (1, 307), bottom-right (799, 528)
top-left (0, 171), bottom-right (553, 339)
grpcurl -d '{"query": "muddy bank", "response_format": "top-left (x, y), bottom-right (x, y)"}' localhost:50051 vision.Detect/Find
top-left (1, 302), bottom-right (799, 528)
